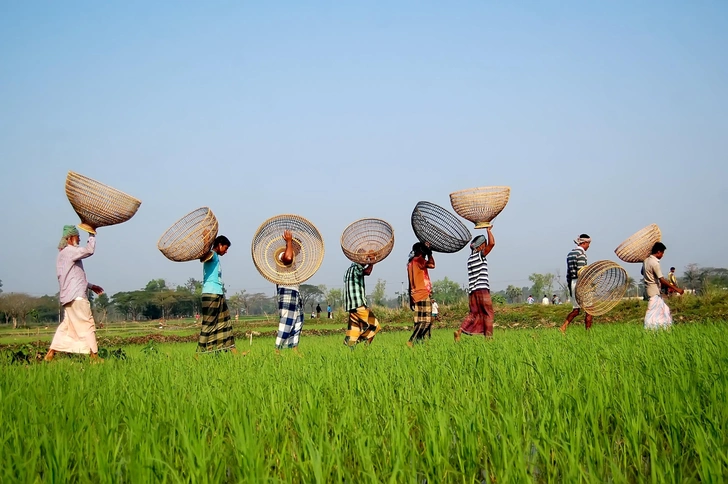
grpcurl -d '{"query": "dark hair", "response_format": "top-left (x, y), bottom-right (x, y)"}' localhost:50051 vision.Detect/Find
top-left (670, 267), bottom-right (675, 271)
top-left (580, 233), bottom-right (590, 239)
top-left (411, 242), bottom-right (429, 256)
top-left (214, 235), bottom-right (231, 248)
top-left (651, 242), bottom-right (666, 254)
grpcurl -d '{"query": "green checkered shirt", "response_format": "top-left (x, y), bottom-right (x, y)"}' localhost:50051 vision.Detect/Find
top-left (344, 263), bottom-right (367, 311)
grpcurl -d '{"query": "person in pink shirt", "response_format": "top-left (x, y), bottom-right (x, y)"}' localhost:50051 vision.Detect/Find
top-left (44, 225), bottom-right (104, 362)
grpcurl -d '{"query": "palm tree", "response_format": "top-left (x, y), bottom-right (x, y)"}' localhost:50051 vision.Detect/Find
top-left (625, 277), bottom-right (637, 297)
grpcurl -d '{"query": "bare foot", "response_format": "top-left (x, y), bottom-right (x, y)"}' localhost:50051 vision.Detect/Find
top-left (90, 353), bottom-right (104, 363)
top-left (559, 325), bottom-right (567, 333)
top-left (453, 330), bottom-right (461, 342)
top-left (43, 350), bottom-right (55, 362)
top-left (406, 341), bottom-right (414, 348)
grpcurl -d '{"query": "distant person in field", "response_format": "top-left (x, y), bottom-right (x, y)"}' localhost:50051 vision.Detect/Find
top-left (197, 235), bottom-right (239, 354)
top-left (667, 266), bottom-right (680, 296)
top-left (407, 242), bottom-right (436, 347)
top-left (560, 234), bottom-right (592, 333)
top-left (643, 243), bottom-right (684, 329)
top-left (327, 304), bottom-right (332, 319)
top-left (551, 294), bottom-right (559, 305)
top-left (542, 295), bottom-right (550, 305)
top-left (45, 225), bottom-right (104, 362)
top-left (275, 230), bottom-right (304, 353)
top-left (343, 253), bottom-right (380, 347)
top-left (431, 299), bottom-right (440, 322)
top-left (455, 228), bottom-right (496, 341)
top-left (527, 295), bottom-right (535, 304)
top-left (316, 303), bottom-right (322, 318)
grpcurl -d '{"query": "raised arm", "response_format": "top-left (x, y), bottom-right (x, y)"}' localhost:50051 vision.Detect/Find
top-left (363, 263), bottom-right (374, 276)
top-left (69, 234), bottom-right (96, 262)
top-left (481, 227), bottom-right (496, 257)
top-left (281, 230), bottom-right (294, 266)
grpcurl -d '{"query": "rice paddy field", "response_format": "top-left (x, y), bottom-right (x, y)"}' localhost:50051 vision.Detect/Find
top-left (2, 323), bottom-right (727, 483)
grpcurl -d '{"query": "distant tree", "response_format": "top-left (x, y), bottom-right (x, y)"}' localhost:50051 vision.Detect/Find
top-left (625, 277), bottom-right (638, 297)
top-left (505, 285), bottom-right (523, 303)
top-left (299, 284), bottom-right (324, 312)
top-left (155, 290), bottom-right (178, 320)
top-left (145, 279), bottom-right (168, 292)
top-left (95, 293), bottom-right (111, 324)
top-left (2, 293), bottom-right (34, 328)
top-left (529, 273), bottom-right (555, 300)
top-left (370, 279), bottom-right (387, 306)
top-left (431, 277), bottom-right (466, 304)
top-left (326, 288), bottom-right (343, 310)
top-left (491, 293), bottom-right (507, 305)
top-left (682, 263), bottom-right (704, 290)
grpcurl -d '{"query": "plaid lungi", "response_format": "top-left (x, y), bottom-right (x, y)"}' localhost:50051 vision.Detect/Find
top-left (198, 294), bottom-right (235, 353)
top-left (276, 287), bottom-right (304, 349)
top-left (344, 306), bottom-right (380, 347)
top-left (644, 295), bottom-right (672, 330)
top-left (408, 298), bottom-right (433, 343)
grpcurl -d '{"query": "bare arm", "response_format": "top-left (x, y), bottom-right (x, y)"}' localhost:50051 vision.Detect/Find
top-left (363, 264), bottom-right (374, 276)
top-left (659, 277), bottom-right (684, 294)
top-left (281, 230), bottom-right (294, 265)
top-left (482, 227), bottom-right (496, 257)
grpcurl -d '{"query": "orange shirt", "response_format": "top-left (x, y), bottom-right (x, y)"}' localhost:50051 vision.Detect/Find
top-left (408, 256), bottom-right (432, 303)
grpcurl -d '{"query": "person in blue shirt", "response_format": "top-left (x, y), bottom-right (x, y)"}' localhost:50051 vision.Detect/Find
top-left (198, 235), bottom-right (239, 354)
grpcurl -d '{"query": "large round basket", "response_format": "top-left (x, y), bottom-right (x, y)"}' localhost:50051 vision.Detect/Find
top-left (411, 201), bottom-right (471, 253)
top-left (251, 214), bottom-right (325, 285)
top-left (65, 171), bottom-right (142, 234)
top-left (157, 207), bottom-right (219, 262)
top-left (575, 260), bottom-right (629, 316)
top-left (449, 186), bottom-right (510, 229)
top-left (614, 224), bottom-right (662, 263)
top-left (341, 218), bottom-right (395, 264)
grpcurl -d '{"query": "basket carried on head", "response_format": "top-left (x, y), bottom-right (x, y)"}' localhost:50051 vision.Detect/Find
top-left (575, 260), bottom-right (629, 316)
top-left (341, 218), bottom-right (395, 264)
top-left (65, 171), bottom-right (142, 234)
top-left (615, 224), bottom-right (661, 263)
top-left (411, 201), bottom-right (471, 253)
top-left (449, 186), bottom-right (510, 229)
top-left (158, 207), bottom-right (219, 262)
top-left (251, 214), bottom-right (325, 285)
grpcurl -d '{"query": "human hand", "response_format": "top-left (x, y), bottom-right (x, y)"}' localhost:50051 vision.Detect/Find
top-left (283, 230), bottom-right (293, 242)
top-left (91, 285), bottom-right (104, 295)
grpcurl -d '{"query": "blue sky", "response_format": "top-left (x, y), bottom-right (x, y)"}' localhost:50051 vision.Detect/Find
top-left (1, 1), bottom-right (726, 298)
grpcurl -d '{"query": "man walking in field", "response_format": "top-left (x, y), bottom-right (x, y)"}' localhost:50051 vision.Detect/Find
top-left (407, 242), bottom-right (436, 346)
top-left (644, 243), bottom-right (683, 329)
top-left (455, 228), bottom-right (496, 341)
top-left (45, 225), bottom-right (104, 361)
top-left (667, 266), bottom-right (680, 296)
top-left (275, 230), bottom-right (304, 354)
top-left (343, 257), bottom-right (380, 347)
top-left (560, 234), bottom-right (592, 333)
top-left (198, 235), bottom-right (239, 354)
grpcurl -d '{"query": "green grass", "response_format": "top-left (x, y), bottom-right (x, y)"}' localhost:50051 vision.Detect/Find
top-left (2, 323), bottom-right (727, 482)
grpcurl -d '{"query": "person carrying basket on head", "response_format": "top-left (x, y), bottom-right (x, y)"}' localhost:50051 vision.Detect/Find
top-left (407, 242), bottom-right (436, 347)
top-left (343, 251), bottom-right (381, 348)
top-left (455, 227), bottom-right (496, 341)
top-left (275, 230), bottom-right (305, 354)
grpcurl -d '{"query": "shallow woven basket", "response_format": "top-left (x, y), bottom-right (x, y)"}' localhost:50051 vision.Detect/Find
top-left (157, 207), bottom-right (219, 262)
top-left (575, 260), bottom-right (629, 316)
top-left (341, 218), bottom-right (395, 264)
top-left (614, 224), bottom-right (662, 263)
top-left (65, 171), bottom-right (142, 234)
top-left (411, 201), bottom-right (471, 253)
top-left (449, 186), bottom-right (510, 229)
top-left (251, 214), bottom-right (325, 285)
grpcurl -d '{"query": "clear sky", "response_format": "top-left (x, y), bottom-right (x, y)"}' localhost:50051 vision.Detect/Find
top-left (1, 1), bottom-right (726, 299)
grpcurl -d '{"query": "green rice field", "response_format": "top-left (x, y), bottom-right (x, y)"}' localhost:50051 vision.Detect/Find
top-left (2, 323), bottom-right (727, 482)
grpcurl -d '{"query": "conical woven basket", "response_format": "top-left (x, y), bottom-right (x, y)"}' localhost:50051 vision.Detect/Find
top-left (158, 207), bottom-right (219, 262)
top-left (65, 171), bottom-right (142, 234)
top-left (449, 186), bottom-right (510, 229)
top-left (411, 201), bottom-right (471, 253)
top-left (615, 224), bottom-right (661, 263)
top-left (251, 214), bottom-right (325, 285)
top-left (341, 218), bottom-right (395, 264)
top-left (575, 260), bottom-right (629, 316)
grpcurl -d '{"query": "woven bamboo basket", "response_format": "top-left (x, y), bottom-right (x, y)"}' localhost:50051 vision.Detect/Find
top-left (449, 186), bottom-right (510, 229)
top-left (341, 218), bottom-right (395, 264)
top-left (411, 201), bottom-right (471, 253)
top-left (575, 260), bottom-right (629, 316)
top-left (65, 171), bottom-right (142, 234)
top-left (157, 207), bottom-right (219, 262)
top-left (614, 224), bottom-right (662, 263)
top-left (251, 214), bottom-right (325, 285)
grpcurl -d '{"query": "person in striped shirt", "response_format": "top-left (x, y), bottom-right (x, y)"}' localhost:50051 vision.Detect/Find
top-left (560, 234), bottom-right (592, 333)
top-left (44, 225), bottom-right (104, 361)
top-left (343, 258), bottom-right (380, 347)
top-left (455, 227), bottom-right (496, 340)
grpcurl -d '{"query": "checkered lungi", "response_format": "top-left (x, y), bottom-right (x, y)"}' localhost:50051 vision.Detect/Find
top-left (409, 298), bottom-right (433, 343)
top-left (198, 294), bottom-right (235, 353)
top-left (276, 287), bottom-right (304, 349)
top-left (344, 306), bottom-right (380, 347)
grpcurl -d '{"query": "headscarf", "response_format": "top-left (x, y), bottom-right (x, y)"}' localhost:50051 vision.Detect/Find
top-left (470, 235), bottom-right (486, 251)
top-left (574, 235), bottom-right (591, 246)
top-left (58, 225), bottom-right (80, 250)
